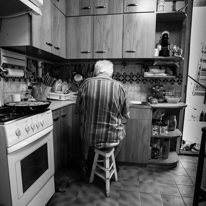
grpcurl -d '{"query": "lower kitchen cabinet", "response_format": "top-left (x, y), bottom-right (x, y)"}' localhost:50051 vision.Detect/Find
top-left (116, 106), bottom-right (152, 164)
top-left (69, 104), bottom-right (82, 159)
top-left (52, 105), bottom-right (72, 172)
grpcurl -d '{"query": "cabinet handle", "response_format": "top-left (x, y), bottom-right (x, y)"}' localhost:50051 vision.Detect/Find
top-left (95, 6), bottom-right (106, 9)
top-left (53, 116), bottom-right (60, 121)
top-left (81, 6), bottom-right (91, 10)
top-left (81, 51), bottom-right (91, 54)
top-left (54, 46), bottom-right (60, 50)
top-left (125, 50), bottom-right (136, 53)
top-left (61, 113), bottom-right (67, 118)
top-left (95, 50), bottom-right (106, 53)
top-left (46, 42), bottom-right (53, 47)
top-left (127, 4), bottom-right (138, 7)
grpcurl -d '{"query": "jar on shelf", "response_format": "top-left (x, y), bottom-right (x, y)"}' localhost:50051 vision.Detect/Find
top-left (160, 123), bottom-right (168, 135)
top-left (157, 0), bottom-right (165, 11)
top-left (168, 115), bottom-right (177, 131)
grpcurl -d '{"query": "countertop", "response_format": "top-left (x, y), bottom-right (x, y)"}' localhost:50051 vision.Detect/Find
top-left (49, 100), bottom-right (75, 111)
top-left (49, 100), bottom-right (187, 111)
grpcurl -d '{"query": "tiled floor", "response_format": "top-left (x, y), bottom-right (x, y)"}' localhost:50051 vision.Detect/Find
top-left (47, 155), bottom-right (206, 206)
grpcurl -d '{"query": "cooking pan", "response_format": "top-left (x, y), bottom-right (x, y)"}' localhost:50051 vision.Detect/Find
top-left (5, 100), bottom-right (51, 112)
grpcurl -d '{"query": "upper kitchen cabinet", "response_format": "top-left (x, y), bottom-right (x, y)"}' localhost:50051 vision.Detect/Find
top-left (51, 6), bottom-right (66, 58)
top-left (66, 0), bottom-right (123, 16)
top-left (66, 16), bottom-right (93, 59)
top-left (51, 0), bottom-right (66, 15)
top-left (94, 15), bottom-right (123, 59)
top-left (0, 0), bottom-right (66, 59)
top-left (124, 0), bottom-right (157, 13)
top-left (32, 0), bottom-right (53, 54)
top-left (123, 13), bottom-right (156, 58)
top-left (66, 0), bottom-right (94, 16)
top-left (93, 0), bottom-right (123, 15)
top-left (33, 0), bottom-right (66, 58)
top-left (66, 15), bottom-right (123, 59)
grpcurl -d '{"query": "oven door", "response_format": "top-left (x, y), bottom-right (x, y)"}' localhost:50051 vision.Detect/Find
top-left (7, 126), bottom-right (54, 206)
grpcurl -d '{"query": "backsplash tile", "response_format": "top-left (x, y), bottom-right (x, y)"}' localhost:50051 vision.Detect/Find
top-left (0, 59), bottom-right (182, 104)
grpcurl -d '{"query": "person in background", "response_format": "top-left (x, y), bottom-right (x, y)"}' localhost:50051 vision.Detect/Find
top-left (75, 60), bottom-right (130, 176)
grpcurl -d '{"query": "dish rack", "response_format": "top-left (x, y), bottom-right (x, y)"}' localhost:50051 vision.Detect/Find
top-left (47, 92), bottom-right (77, 101)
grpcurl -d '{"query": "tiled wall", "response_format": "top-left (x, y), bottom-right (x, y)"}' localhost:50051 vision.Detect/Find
top-left (1, 59), bottom-right (182, 104)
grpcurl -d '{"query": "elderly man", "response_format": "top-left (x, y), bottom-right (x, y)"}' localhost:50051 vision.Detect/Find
top-left (75, 60), bottom-right (130, 175)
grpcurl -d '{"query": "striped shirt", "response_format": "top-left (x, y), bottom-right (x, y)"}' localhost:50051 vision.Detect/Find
top-left (75, 73), bottom-right (130, 148)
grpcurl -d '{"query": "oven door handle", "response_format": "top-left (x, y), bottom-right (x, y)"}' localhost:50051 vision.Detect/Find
top-left (7, 126), bottom-right (53, 154)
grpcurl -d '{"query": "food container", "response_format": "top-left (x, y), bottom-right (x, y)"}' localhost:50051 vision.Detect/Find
top-left (165, 96), bottom-right (181, 103)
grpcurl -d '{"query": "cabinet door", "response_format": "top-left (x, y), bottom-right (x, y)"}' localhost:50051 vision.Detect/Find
top-left (52, 6), bottom-right (66, 58)
top-left (71, 104), bottom-right (82, 159)
top-left (67, 16), bottom-right (93, 59)
top-left (60, 107), bottom-right (70, 165)
top-left (0, 15), bottom-right (30, 47)
top-left (123, 13), bottom-right (156, 58)
top-left (32, 0), bottom-right (52, 53)
top-left (116, 108), bottom-right (152, 164)
top-left (52, 109), bottom-right (61, 172)
top-left (93, 0), bottom-right (123, 14)
top-left (124, 0), bottom-right (157, 13)
top-left (66, 0), bottom-right (93, 16)
top-left (94, 15), bottom-right (123, 59)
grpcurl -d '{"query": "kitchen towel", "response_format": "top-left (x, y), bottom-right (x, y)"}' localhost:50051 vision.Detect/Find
top-left (4, 68), bottom-right (24, 77)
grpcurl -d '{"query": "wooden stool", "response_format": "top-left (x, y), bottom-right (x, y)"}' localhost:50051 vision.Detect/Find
top-left (89, 142), bottom-right (119, 197)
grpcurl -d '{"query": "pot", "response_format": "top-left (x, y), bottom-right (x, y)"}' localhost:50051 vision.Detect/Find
top-left (5, 100), bottom-right (51, 112)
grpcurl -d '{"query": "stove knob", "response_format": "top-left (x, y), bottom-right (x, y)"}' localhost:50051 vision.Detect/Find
top-left (31, 123), bottom-right (35, 130)
top-left (15, 128), bottom-right (21, 137)
top-left (40, 120), bottom-right (44, 126)
top-left (25, 125), bottom-right (30, 133)
top-left (36, 122), bottom-right (40, 129)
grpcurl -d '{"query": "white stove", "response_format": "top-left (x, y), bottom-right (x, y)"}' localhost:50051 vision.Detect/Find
top-left (0, 109), bottom-right (55, 206)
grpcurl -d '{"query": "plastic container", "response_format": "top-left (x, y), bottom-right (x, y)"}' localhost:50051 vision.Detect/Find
top-left (157, 0), bottom-right (165, 11)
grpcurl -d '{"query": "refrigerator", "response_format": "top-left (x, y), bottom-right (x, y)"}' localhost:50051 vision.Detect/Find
top-left (182, 6), bottom-right (206, 150)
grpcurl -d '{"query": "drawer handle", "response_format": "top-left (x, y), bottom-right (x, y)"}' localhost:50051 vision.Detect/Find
top-left (81, 51), bottom-right (91, 53)
top-left (127, 4), bottom-right (138, 7)
top-left (96, 50), bottom-right (106, 53)
top-left (46, 42), bottom-right (53, 47)
top-left (81, 6), bottom-right (91, 10)
top-left (125, 50), bottom-right (136, 53)
top-left (54, 46), bottom-right (60, 50)
top-left (96, 6), bottom-right (106, 9)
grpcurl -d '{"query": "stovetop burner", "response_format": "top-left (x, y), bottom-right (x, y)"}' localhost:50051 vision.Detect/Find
top-left (0, 106), bottom-right (48, 124)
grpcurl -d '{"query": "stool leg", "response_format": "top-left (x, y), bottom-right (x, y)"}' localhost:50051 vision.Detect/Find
top-left (111, 152), bottom-right (118, 181)
top-left (105, 156), bottom-right (110, 197)
top-left (89, 153), bottom-right (99, 183)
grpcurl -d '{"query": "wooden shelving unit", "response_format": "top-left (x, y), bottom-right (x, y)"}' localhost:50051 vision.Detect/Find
top-left (148, 129), bottom-right (182, 168)
top-left (151, 129), bottom-right (182, 139)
